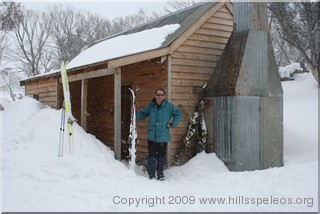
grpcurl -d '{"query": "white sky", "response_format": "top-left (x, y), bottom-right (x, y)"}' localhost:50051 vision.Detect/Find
top-left (20, 1), bottom-right (168, 20)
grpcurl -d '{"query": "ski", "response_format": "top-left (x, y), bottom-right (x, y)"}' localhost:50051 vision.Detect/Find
top-left (60, 61), bottom-right (75, 156)
top-left (175, 107), bottom-right (198, 166)
top-left (197, 101), bottom-right (207, 153)
top-left (128, 88), bottom-right (139, 171)
top-left (58, 102), bottom-right (66, 157)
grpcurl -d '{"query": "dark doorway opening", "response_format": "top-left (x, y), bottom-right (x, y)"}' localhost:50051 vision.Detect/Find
top-left (121, 85), bottom-right (132, 160)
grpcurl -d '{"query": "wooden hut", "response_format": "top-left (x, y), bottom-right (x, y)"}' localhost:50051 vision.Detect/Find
top-left (20, 1), bottom-right (233, 166)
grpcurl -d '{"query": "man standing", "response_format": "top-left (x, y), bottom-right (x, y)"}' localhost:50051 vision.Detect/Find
top-left (137, 88), bottom-right (182, 180)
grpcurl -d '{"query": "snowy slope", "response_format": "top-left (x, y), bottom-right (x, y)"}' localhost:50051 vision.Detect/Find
top-left (1, 72), bottom-right (318, 212)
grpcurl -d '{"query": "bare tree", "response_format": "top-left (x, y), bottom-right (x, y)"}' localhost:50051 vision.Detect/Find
top-left (111, 9), bottom-right (160, 35)
top-left (87, 13), bottom-right (113, 44)
top-left (43, 4), bottom-right (113, 66)
top-left (163, 0), bottom-right (201, 14)
top-left (0, 1), bottom-right (23, 31)
top-left (269, 2), bottom-right (319, 84)
top-left (5, 9), bottom-right (53, 77)
top-left (0, 67), bottom-right (23, 101)
top-left (0, 31), bottom-right (9, 66)
top-left (1, 1), bottom-right (25, 101)
top-left (0, 1), bottom-right (23, 65)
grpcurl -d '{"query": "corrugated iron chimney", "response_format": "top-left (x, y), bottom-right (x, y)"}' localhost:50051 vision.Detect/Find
top-left (205, 2), bottom-right (283, 171)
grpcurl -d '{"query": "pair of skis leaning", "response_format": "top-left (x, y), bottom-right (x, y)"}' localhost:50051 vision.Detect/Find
top-left (175, 84), bottom-right (208, 166)
top-left (58, 61), bottom-right (75, 157)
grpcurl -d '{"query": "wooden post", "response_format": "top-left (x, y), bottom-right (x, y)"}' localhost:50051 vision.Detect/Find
top-left (114, 67), bottom-right (122, 160)
top-left (81, 79), bottom-right (87, 130)
top-left (167, 55), bottom-right (172, 102)
top-left (167, 55), bottom-right (172, 166)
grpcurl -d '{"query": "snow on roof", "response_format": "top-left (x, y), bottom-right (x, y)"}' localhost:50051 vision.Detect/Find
top-left (67, 24), bottom-right (180, 70)
top-left (20, 68), bottom-right (60, 83)
top-left (21, 24), bottom-right (180, 84)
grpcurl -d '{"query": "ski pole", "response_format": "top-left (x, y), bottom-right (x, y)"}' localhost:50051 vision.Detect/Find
top-left (58, 102), bottom-right (66, 157)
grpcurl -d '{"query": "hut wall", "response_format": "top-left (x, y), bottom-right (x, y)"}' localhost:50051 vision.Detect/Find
top-left (24, 76), bottom-right (60, 109)
top-left (169, 5), bottom-right (233, 165)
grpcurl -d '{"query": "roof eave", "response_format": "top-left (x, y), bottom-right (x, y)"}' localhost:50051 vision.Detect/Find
top-left (20, 71), bottom-right (60, 86)
top-left (108, 47), bottom-right (170, 68)
top-left (20, 46), bottom-right (171, 85)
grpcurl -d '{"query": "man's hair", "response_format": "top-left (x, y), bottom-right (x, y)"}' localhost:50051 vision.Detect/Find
top-left (155, 88), bottom-right (166, 95)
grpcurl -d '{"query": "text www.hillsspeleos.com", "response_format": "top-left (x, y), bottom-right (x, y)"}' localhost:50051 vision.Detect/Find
top-left (113, 195), bottom-right (314, 208)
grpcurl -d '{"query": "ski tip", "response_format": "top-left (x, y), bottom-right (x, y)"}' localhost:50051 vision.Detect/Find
top-left (128, 87), bottom-right (140, 93)
top-left (60, 61), bottom-right (69, 66)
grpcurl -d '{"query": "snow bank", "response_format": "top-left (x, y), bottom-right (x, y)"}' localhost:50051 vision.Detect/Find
top-left (1, 72), bottom-right (318, 212)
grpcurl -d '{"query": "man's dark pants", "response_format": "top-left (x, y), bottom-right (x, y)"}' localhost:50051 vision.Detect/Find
top-left (147, 141), bottom-right (167, 178)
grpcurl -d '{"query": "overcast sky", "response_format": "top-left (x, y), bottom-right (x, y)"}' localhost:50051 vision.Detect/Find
top-left (20, 1), bottom-right (168, 20)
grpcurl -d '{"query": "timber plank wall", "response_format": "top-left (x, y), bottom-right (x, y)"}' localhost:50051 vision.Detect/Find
top-left (169, 5), bottom-right (233, 165)
top-left (25, 76), bottom-right (60, 109)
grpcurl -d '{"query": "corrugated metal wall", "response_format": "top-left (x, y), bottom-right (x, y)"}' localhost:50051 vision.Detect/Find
top-left (206, 96), bottom-right (283, 171)
top-left (260, 97), bottom-right (283, 169)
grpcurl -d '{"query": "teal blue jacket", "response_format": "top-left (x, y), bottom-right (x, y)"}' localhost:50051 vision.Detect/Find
top-left (137, 99), bottom-right (182, 143)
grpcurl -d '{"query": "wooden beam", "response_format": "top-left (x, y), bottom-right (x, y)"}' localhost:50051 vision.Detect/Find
top-left (81, 79), bottom-right (88, 131)
top-left (114, 67), bottom-right (122, 160)
top-left (166, 55), bottom-right (172, 166)
top-left (169, 1), bottom-right (225, 54)
top-left (167, 55), bottom-right (172, 102)
top-left (108, 47), bottom-right (170, 68)
top-left (161, 56), bottom-right (167, 64)
top-left (68, 68), bottom-right (115, 82)
top-left (225, 2), bottom-right (234, 15)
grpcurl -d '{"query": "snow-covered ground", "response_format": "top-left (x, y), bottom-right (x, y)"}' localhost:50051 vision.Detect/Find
top-left (1, 72), bottom-right (318, 212)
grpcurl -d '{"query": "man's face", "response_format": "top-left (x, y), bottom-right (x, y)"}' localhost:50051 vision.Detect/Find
top-left (155, 90), bottom-right (165, 105)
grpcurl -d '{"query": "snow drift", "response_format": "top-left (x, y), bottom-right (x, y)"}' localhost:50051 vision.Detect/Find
top-left (1, 72), bottom-right (318, 212)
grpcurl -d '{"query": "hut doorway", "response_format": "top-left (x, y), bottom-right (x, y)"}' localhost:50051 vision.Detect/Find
top-left (121, 85), bottom-right (132, 160)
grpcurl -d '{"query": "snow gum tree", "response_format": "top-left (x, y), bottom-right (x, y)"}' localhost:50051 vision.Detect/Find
top-left (269, 2), bottom-right (319, 84)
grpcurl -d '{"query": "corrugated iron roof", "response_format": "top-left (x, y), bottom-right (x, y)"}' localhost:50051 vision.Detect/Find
top-left (92, 1), bottom-right (217, 48)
